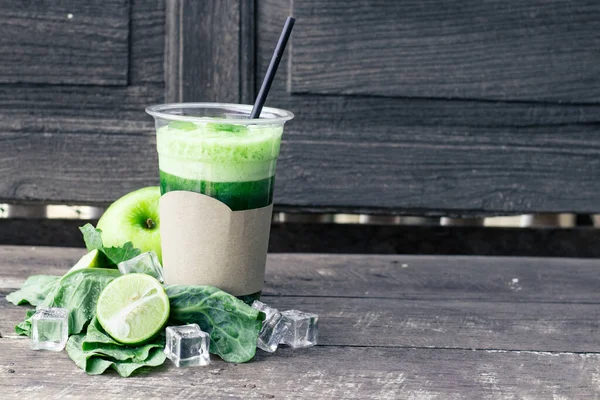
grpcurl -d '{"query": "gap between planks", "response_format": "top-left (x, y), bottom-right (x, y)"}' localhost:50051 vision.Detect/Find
top-left (262, 294), bottom-right (600, 306)
top-left (2, 332), bottom-right (600, 359)
top-left (5, 287), bottom-right (600, 305)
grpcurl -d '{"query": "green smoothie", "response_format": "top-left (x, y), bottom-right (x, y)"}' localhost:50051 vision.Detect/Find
top-left (148, 103), bottom-right (293, 304)
top-left (157, 121), bottom-right (283, 211)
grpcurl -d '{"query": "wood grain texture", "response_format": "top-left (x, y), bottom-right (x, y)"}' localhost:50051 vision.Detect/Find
top-left (266, 296), bottom-right (600, 352)
top-left (2, 0), bottom-right (598, 215)
top-left (256, 0), bottom-right (600, 215)
top-left (264, 253), bottom-right (600, 303)
top-left (239, 0), bottom-right (256, 104)
top-left (0, 130), bottom-right (158, 205)
top-left (2, 247), bottom-right (600, 398)
top-left (0, 85), bottom-right (162, 122)
top-left (0, 0), bottom-right (130, 85)
top-left (274, 129), bottom-right (600, 214)
top-left (0, 246), bottom-right (84, 290)
top-left (165, 0), bottom-right (241, 103)
top-left (2, 246), bottom-right (600, 302)
top-left (3, 247), bottom-right (600, 352)
top-left (129, 0), bottom-right (165, 85)
top-left (3, 289), bottom-right (600, 353)
top-left (2, 341), bottom-right (600, 400)
top-left (291, 0), bottom-right (600, 102)
top-left (0, 0), bottom-right (165, 205)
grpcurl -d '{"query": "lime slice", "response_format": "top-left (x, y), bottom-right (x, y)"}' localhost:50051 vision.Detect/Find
top-left (96, 274), bottom-right (170, 345)
top-left (68, 249), bottom-right (103, 273)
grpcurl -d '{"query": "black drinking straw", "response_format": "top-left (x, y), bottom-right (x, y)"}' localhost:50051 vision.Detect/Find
top-left (250, 16), bottom-right (295, 119)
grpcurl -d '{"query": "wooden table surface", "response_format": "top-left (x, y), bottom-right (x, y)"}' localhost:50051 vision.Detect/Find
top-left (1, 246), bottom-right (600, 399)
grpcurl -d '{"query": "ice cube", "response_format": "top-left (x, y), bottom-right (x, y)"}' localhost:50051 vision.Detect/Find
top-left (258, 312), bottom-right (291, 353)
top-left (117, 251), bottom-right (164, 282)
top-left (31, 307), bottom-right (69, 351)
top-left (252, 300), bottom-right (277, 320)
top-left (164, 324), bottom-right (210, 367)
top-left (281, 310), bottom-right (319, 348)
top-left (252, 300), bottom-right (290, 353)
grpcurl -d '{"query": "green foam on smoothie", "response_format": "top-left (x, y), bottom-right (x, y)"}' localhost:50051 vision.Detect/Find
top-left (157, 121), bottom-right (283, 182)
top-left (158, 123), bottom-right (282, 163)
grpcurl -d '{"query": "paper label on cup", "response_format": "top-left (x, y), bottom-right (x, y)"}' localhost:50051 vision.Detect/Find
top-left (160, 191), bottom-right (273, 296)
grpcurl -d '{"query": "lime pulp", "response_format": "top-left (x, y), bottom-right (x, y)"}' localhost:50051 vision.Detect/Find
top-left (96, 274), bottom-right (170, 345)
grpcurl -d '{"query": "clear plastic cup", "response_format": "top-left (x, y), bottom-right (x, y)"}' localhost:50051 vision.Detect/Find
top-left (146, 103), bottom-right (294, 303)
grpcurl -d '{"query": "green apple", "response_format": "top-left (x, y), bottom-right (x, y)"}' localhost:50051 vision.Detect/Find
top-left (97, 186), bottom-right (162, 263)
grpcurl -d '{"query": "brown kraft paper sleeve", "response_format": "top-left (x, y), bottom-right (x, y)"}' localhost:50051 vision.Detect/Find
top-left (160, 191), bottom-right (273, 296)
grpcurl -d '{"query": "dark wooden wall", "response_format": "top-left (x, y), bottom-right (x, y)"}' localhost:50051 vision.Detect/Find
top-left (258, 0), bottom-right (600, 216)
top-left (0, 0), bottom-right (164, 205)
top-left (1, 0), bottom-right (599, 217)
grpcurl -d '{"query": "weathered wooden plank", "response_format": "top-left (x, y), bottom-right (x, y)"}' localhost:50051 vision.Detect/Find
top-left (266, 296), bottom-right (600, 352)
top-left (0, 300), bottom-right (26, 337)
top-left (291, 0), bottom-right (600, 103)
top-left (275, 132), bottom-right (600, 214)
top-left (0, 0), bottom-right (164, 205)
top-left (3, 248), bottom-right (600, 396)
top-left (2, 246), bottom-right (600, 303)
top-left (165, 0), bottom-right (241, 103)
top-left (265, 254), bottom-right (600, 303)
top-left (0, 0), bottom-right (130, 85)
top-left (239, 0), bottom-right (256, 104)
top-left (4, 86), bottom-right (600, 211)
top-left (0, 1), bottom-right (164, 122)
top-left (3, 248), bottom-right (600, 352)
top-left (0, 247), bottom-right (83, 289)
top-left (0, 130), bottom-right (158, 205)
top-left (0, 85), bottom-right (162, 123)
top-left (271, 96), bottom-right (600, 135)
top-left (1, 340), bottom-right (599, 399)
top-left (3, 289), bottom-right (600, 353)
top-left (259, 0), bottom-right (600, 128)
top-left (2, 0), bottom-right (600, 213)
top-left (129, 0), bottom-right (165, 85)
top-left (255, 0), bottom-right (600, 215)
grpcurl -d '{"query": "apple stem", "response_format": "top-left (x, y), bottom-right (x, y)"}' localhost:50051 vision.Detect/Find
top-left (146, 218), bottom-right (156, 230)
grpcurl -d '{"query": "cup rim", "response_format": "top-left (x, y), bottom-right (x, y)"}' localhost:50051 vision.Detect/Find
top-left (145, 102), bottom-right (294, 125)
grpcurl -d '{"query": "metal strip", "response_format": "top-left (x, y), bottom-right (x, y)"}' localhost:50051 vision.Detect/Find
top-left (0, 204), bottom-right (596, 228)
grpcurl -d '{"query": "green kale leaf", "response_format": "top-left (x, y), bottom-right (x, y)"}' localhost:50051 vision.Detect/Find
top-left (166, 285), bottom-right (263, 363)
top-left (66, 317), bottom-right (165, 377)
top-left (16, 268), bottom-right (121, 336)
top-left (6, 275), bottom-right (61, 306)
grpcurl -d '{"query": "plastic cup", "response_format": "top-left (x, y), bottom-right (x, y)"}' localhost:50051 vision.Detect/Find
top-left (146, 103), bottom-right (293, 303)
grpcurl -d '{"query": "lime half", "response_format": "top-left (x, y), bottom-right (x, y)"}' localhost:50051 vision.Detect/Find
top-left (96, 274), bottom-right (170, 345)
